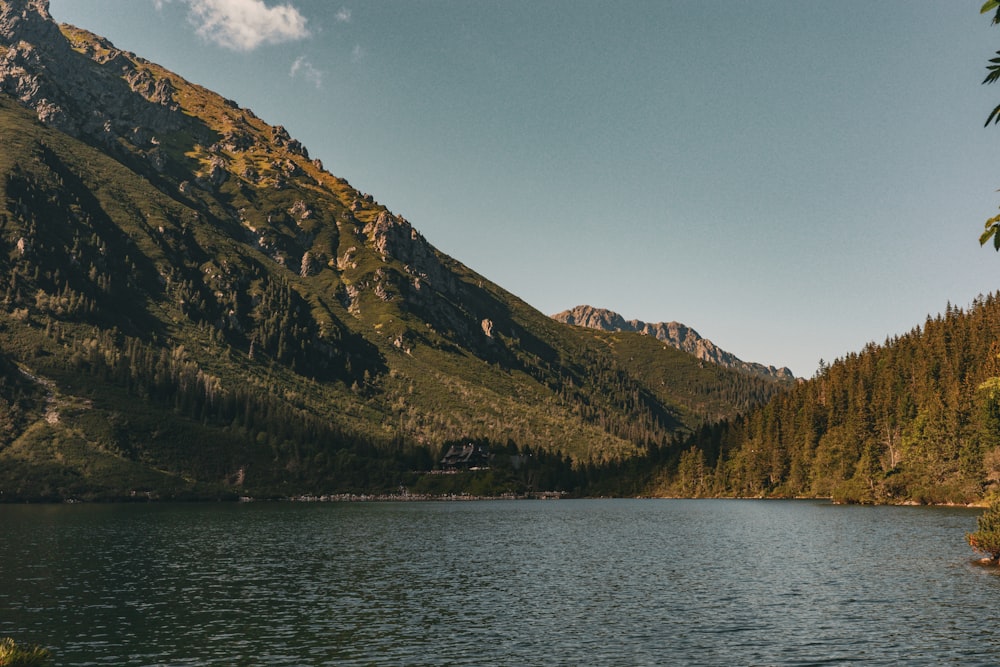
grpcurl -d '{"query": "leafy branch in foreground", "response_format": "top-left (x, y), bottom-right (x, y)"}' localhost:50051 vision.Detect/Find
top-left (981, 214), bottom-right (1000, 252)
top-left (980, 2), bottom-right (1000, 249)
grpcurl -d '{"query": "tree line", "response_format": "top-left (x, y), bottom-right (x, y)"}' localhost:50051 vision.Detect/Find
top-left (657, 294), bottom-right (1000, 503)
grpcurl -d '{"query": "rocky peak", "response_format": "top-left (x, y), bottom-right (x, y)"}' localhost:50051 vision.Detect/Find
top-left (0, 0), bottom-right (57, 42)
top-left (555, 305), bottom-right (631, 333)
top-left (552, 305), bottom-right (796, 382)
top-left (364, 211), bottom-right (421, 261)
top-left (2, 0), bottom-right (50, 12)
top-left (0, 3), bottom-right (183, 140)
top-left (362, 210), bottom-right (452, 293)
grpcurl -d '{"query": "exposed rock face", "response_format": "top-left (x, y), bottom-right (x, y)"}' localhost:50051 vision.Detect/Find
top-left (0, 1), bottom-right (58, 45)
top-left (552, 305), bottom-right (796, 381)
top-left (0, 0), bottom-right (183, 141)
top-left (364, 211), bottom-right (424, 264)
top-left (362, 210), bottom-right (454, 297)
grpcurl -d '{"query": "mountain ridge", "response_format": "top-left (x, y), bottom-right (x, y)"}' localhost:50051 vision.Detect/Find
top-left (552, 305), bottom-right (796, 381)
top-left (0, 0), bottom-right (790, 499)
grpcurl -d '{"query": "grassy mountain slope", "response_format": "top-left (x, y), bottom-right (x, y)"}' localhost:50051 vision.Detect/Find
top-left (553, 304), bottom-right (796, 381)
top-left (0, 8), bottom-right (790, 499)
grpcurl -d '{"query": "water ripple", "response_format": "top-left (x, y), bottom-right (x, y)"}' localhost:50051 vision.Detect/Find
top-left (0, 500), bottom-right (996, 665)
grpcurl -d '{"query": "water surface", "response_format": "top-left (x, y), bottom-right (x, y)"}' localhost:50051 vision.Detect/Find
top-left (0, 499), bottom-right (996, 665)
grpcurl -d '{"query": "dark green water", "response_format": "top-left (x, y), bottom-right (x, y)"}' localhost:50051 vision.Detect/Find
top-left (0, 499), bottom-right (997, 666)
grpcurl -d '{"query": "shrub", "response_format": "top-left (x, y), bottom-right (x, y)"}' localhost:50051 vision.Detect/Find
top-left (0, 637), bottom-right (53, 667)
top-left (968, 499), bottom-right (1000, 561)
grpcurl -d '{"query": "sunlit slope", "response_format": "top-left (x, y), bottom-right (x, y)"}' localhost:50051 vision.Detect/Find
top-left (0, 10), bottom-right (790, 498)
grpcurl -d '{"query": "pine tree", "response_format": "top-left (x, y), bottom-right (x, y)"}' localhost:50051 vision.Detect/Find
top-left (968, 499), bottom-right (1000, 561)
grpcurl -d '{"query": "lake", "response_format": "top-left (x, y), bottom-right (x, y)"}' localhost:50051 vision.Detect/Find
top-left (0, 499), bottom-right (997, 666)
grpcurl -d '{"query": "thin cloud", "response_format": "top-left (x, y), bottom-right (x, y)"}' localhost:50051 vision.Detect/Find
top-left (335, 7), bottom-right (351, 23)
top-left (351, 44), bottom-right (365, 64)
top-left (157, 0), bottom-right (310, 51)
top-left (290, 55), bottom-right (323, 88)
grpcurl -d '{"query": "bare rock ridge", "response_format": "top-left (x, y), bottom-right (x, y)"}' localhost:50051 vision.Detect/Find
top-left (0, 1), bottom-right (799, 389)
top-left (552, 305), bottom-right (796, 381)
top-left (0, 0), bottom-right (452, 311)
top-left (0, 0), bottom-right (184, 139)
top-left (0, 0), bottom-right (56, 44)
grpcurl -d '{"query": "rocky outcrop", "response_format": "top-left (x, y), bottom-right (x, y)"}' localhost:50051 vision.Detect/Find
top-left (363, 211), bottom-right (421, 263)
top-left (362, 210), bottom-right (454, 297)
top-left (0, 0), bottom-right (184, 142)
top-left (552, 305), bottom-right (796, 381)
top-left (0, 0), bottom-right (59, 47)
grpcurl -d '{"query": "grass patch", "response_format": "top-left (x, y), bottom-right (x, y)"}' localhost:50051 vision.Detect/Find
top-left (0, 637), bottom-right (52, 667)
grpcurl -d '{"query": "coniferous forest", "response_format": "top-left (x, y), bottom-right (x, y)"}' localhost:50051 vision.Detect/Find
top-left (653, 294), bottom-right (1000, 504)
top-left (1, 3), bottom-right (999, 505)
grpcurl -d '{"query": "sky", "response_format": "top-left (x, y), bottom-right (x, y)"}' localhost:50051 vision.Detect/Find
top-left (45, 0), bottom-right (1000, 378)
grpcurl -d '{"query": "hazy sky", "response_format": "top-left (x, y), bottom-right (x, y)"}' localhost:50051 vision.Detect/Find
top-left (47, 0), bottom-right (1000, 377)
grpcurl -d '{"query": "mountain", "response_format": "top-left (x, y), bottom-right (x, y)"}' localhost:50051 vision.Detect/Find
top-left (552, 305), bottom-right (796, 381)
top-left (0, 0), bottom-right (789, 500)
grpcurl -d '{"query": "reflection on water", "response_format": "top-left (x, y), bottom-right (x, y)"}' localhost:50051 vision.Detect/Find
top-left (0, 500), bottom-right (997, 666)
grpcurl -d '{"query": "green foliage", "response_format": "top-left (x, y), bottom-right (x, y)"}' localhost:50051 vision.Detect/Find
top-left (983, 1), bottom-right (1000, 24)
top-left (414, 438), bottom-right (578, 494)
top-left (0, 637), bottom-right (52, 667)
top-left (0, 24), bottom-right (800, 500)
top-left (981, 214), bottom-right (1000, 252)
top-left (981, 3), bottom-right (1000, 240)
top-left (596, 330), bottom-right (791, 423)
top-left (654, 295), bottom-right (1000, 503)
top-left (673, 446), bottom-right (710, 497)
top-left (968, 499), bottom-right (1000, 560)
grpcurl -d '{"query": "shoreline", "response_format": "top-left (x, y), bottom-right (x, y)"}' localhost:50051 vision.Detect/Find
top-left (282, 491), bottom-right (567, 502)
top-left (0, 490), bottom-right (986, 507)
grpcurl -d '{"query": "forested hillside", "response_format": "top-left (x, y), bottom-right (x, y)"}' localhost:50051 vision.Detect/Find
top-left (657, 294), bottom-right (1000, 504)
top-left (0, 1), bottom-right (793, 500)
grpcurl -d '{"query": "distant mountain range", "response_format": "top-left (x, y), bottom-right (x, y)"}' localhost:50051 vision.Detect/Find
top-left (0, 0), bottom-right (792, 500)
top-left (552, 305), bottom-right (795, 381)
